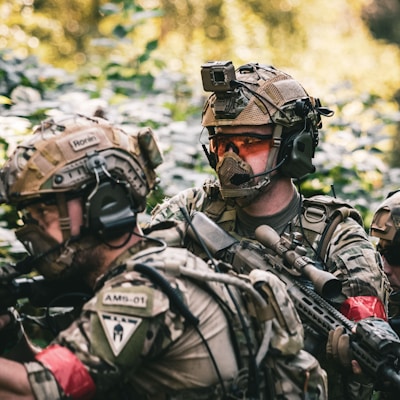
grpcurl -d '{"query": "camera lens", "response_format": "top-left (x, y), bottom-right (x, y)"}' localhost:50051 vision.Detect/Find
top-left (212, 70), bottom-right (226, 84)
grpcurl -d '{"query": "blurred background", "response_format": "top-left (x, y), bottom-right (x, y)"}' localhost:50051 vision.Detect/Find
top-left (1, 0), bottom-right (400, 260)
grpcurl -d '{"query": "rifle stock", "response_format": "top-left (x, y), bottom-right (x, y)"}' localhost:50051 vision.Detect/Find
top-left (188, 211), bottom-right (400, 391)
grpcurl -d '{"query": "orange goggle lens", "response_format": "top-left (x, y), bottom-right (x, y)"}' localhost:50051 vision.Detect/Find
top-left (210, 134), bottom-right (272, 159)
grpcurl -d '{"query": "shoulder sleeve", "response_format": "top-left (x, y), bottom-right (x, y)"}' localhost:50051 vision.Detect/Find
top-left (326, 217), bottom-right (390, 303)
top-left (84, 274), bottom-right (171, 367)
top-left (49, 271), bottom-right (175, 394)
top-left (151, 186), bottom-right (207, 224)
top-left (25, 360), bottom-right (67, 400)
top-left (29, 345), bottom-right (96, 400)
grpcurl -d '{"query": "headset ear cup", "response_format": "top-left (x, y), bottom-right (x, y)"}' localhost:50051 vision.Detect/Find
top-left (278, 130), bottom-right (317, 179)
top-left (87, 181), bottom-right (137, 239)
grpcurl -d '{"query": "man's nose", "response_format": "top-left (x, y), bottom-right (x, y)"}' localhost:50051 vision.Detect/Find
top-left (225, 142), bottom-right (239, 154)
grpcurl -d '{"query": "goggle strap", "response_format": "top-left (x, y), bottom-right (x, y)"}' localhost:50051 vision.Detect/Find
top-left (55, 192), bottom-right (72, 241)
top-left (265, 125), bottom-right (282, 173)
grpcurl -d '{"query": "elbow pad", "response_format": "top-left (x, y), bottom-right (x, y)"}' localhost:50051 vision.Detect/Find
top-left (340, 295), bottom-right (387, 321)
top-left (35, 344), bottom-right (96, 400)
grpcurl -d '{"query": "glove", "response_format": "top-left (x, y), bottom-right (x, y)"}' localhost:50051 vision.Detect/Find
top-left (327, 326), bottom-right (370, 383)
top-left (326, 326), bottom-right (352, 369)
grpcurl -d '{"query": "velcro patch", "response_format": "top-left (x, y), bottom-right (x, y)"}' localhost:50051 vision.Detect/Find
top-left (99, 312), bottom-right (142, 356)
top-left (102, 292), bottom-right (148, 308)
top-left (69, 130), bottom-right (100, 151)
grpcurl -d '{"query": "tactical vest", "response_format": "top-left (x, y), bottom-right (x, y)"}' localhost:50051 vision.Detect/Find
top-left (292, 195), bottom-right (363, 263)
top-left (201, 181), bottom-right (363, 265)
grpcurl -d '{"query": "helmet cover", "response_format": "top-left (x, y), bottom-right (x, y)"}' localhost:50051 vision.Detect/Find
top-left (202, 62), bottom-right (322, 130)
top-left (0, 114), bottom-right (163, 211)
top-left (370, 190), bottom-right (400, 245)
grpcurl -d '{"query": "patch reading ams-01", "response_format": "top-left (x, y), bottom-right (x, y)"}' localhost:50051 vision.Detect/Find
top-left (102, 292), bottom-right (148, 308)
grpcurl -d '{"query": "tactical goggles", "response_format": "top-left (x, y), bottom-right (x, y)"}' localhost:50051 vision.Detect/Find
top-left (17, 195), bottom-right (57, 211)
top-left (17, 196), bottom-right (57, 225)
top-left (209, 133), bottom-right (273, 159)
top-left (378, 245), bottom-right (400, 266)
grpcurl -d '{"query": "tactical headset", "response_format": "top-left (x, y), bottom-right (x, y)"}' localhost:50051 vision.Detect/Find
top-left (86, 180), bottom-right (138, 241)
top-left (277, 99), bottom-right (320, 179)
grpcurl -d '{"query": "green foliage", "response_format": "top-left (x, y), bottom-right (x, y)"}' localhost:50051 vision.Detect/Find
top-left (301, 86), bottom-right (400, 226)
top-left (0, 205), bottom-right (26, 263)
top-left (0, 51), bottom-right (68, 98)
top-left (1, 0), bottom-right (400, 242)
top-left (0, 0), bottom-right (399, 355)
top-left (362, 0), bottom-right (400, 45)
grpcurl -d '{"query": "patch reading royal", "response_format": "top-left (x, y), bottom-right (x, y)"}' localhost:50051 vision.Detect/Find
top-left (70, 130), bottom-right (100, 151)
top-left (103, 292), bottom-right (148, 308)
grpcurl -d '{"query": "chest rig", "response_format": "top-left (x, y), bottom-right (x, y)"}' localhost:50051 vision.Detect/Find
top-left (202, 180), bottom-right (363, 267)
top-left (291, 195), bottom-right (363, 264)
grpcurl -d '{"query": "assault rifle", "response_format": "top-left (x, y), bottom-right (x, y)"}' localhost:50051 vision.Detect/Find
top-left (187, 211), bottom-right (400, 392)
top-left (0, 261), bottom-right (92, 334)
top-left (0, 261), bottom-right (92, 310)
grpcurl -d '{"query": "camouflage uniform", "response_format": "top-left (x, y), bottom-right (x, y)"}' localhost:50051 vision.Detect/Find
top-left (24, 237), bottom-right (327, 399)
top-left (387, 293), bottom-right (400, 336)
top-left (370, 190), bottom-right (400, 337)
top-left (0, 113), bottom-right (327, 399)
top-left (150, 179), bottom-right (390, 399)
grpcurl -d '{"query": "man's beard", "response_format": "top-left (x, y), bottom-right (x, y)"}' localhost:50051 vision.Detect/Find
top-left (70, 244), bottom-right (107, 282)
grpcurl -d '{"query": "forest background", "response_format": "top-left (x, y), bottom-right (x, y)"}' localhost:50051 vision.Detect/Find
top-left (1, 0), bottom-right (400, 261)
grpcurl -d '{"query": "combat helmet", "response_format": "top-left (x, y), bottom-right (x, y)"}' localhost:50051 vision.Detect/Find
top-left (370, 190), bottom-right (400, 246)
top-left (200, 61), bottom-right (333, 201)
top-left (0, 114), bottom-right (163, 278)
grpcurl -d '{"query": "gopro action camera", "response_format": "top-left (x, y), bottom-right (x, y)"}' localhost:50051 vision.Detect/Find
top-left (201, 61), bottom-right (236, 92)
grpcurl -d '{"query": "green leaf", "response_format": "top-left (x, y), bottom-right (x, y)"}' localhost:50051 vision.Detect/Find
top-left (113, 25), bottom-right (128, 38)
top-left (0, 95), bottom-right (12, 105)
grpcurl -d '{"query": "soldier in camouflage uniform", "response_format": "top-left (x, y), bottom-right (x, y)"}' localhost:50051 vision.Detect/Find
top-left (369, 192), bottom-right (400, 400)
top-left (370, 190), bottom-right (400, 335)
top-left (150, 61), bottom-right (393, 399)
top-left (0, 114), bottom-right (327, 399)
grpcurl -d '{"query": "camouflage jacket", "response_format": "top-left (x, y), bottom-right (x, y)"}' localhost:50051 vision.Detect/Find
top-left (150, 180), bottom-right (391, 400)
top-left (388, 291), bottom-right (400, 336)
top-left (24, 236), bottom-right (327, 400)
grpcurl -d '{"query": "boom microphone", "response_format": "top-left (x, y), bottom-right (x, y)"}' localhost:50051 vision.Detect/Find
top-left (230, 157), bottom-right (287, 185)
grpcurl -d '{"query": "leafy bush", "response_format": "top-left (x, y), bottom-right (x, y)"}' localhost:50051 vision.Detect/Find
top-left (0, 48), bottom-right (399, 255)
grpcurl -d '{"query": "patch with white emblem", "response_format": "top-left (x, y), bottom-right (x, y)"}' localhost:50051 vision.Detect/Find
top-left (99, 312), bottom-right (142, 356)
